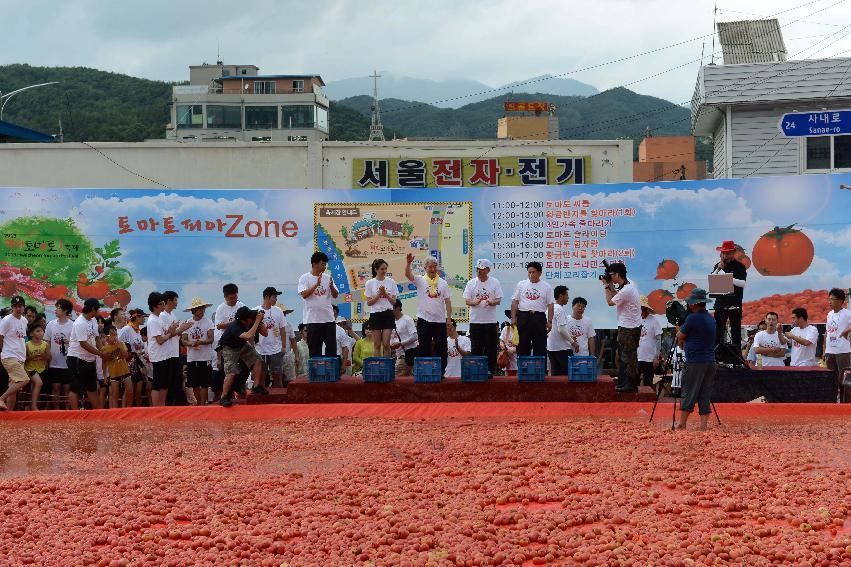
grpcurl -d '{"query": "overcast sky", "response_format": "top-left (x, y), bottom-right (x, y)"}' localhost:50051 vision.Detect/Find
top-left (3, 0), bottom-right (851, 104)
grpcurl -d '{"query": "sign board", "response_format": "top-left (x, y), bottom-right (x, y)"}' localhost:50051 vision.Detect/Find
top-left (504, 102), bottom-right (552, 113)
top-left (779, 109), bottom-right (851, 137)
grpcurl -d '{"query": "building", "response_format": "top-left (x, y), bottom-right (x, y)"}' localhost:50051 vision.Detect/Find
top-left (497, 102), bottom-right (559, 141)
top-left (633, 135), bottom-right (706, 182)
top-left (168, 62), bottom-right (329, 142)
top-left (691, 20), bottom-right (851, 178)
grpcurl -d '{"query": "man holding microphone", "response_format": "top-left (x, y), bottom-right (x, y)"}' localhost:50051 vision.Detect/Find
top-left (711, 240), bottom-right (747, 351)
top-left (297, 252), bottom-right (339, 360)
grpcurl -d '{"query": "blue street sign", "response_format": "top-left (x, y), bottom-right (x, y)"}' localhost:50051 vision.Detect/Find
top-left (779, 109), bottom-right (851, 137)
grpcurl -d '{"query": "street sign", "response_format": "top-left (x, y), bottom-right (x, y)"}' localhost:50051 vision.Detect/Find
top-left (779, 109), bottom-right (851, 137)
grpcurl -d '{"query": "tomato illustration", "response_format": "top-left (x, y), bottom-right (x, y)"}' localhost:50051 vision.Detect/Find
top-left (676, 282), bottom-right (697, 300)
top-left (647, 289), bottom-right (674, 313)
top-left (44, 285), bottom-right (70, 301)
top-left (77, 280), bottom-right (109, 300)
top-left (751, 225), bottom-right (814, 276)
top-left (654, 259), bottom-right (679, 280)
top-left (104, 288), bottom-right (132, 308)
top-left (733, 243), bottom-right (751, 270)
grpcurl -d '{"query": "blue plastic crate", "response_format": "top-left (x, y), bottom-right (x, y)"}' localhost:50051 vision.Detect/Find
top-left (363, 357), bottom-right (395, 383)
top-left (517, 356), bottom-right (546, 382)
top-left (413, 357), bottom-right (442, 383)
top-left (308, 357), bottom-right (340, 383)
top-left (461, 356), bottom-right (489, 383)
top-left (568, 355), bottom-right (598, 382)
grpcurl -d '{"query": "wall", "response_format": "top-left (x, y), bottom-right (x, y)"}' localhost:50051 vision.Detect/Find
top-left (496, 116), bottom-right (550, 141)
top-left (638, 136), bottom-right (695, 162)
top-left (0, 139), bottom-right (633, 189)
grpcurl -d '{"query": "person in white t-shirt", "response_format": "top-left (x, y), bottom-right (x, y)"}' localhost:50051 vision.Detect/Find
top-left (299, 252), bottom-right (340, 363)
top-left (566, 297), bottom-right (596, 358)
top-left (463, 259), bottom-right (503, 375)
top-left (0, 296), bottom-right (30, 411)
top-left (276, 304), bottom-right (300, 383)
top-left (162, 291), bottom-right (193, 405)
top-left (45, 298), bottom-right (75, 409)
top-left (444, 320), bottom-right (471, 378)
top-left (824, 288), bottom-right (851, 399)
top-left (181, 297), bottom-right (215, 406)
top-left (637, 296), bottom-right (663, 387)
top-left (334, 317), bottom-right (353, 374)
top-left (602, 261), bottom-right (642, 392)
top-left (253, 286), bottom-right (290, 390)
top-left (66, 298), bottom-right (108, 410)
top-left (119, 308), bottom-right (148, 407)
top-left (390, 300), bottom-right (419, 375)
top-left (783, 307), bottom-right (820, 367)
top-left (752, 311), bottom-right (787, 367)
top-left (510, 261), bottom-right (555, 357)
top-left (365, 258), bottom-right (398, 358)
top-left (406, 253), bottom-right (452, 372)
top-left (213, 283), bottom-right (246, 399)
top-left (546, 285), bottom-right (574, 376)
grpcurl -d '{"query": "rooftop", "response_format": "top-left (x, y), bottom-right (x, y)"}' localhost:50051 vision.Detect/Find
top-left (0, 120), bottom-right (55, 143)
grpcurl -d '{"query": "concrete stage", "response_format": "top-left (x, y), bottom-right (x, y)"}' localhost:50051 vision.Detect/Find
top-left (247, 374), bottom-right (656, 405)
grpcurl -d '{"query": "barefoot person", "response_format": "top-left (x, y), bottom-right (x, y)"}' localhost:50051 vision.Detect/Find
top-left (0, 296), bottom-right (30, 411)
top-left (405, 253), bottom-right (452, 372)
top-left (675, 289), bottom-right (716, 430)
top-left (364, 259), bottom-right (397, 358)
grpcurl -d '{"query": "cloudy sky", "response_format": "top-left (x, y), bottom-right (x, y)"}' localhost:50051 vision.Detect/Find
top-left (3, 0), bottom-right (851, 104)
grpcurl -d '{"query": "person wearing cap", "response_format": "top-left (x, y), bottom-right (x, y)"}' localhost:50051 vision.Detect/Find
top-left (181, 297), bottom-right (215, 405)
top-left (253, 287), bottom-right (289, 391)
top-left (0, 296), bottom-right (31, 410)
top-left (66, 298), bottom-right (108, 410)
top-left (711, 240), bottom-right (747, 351)
top-left (364, 258), bottom-right (398, 359)
top-left (218, 306), bottom-right (267, 407)
top-left (463, 259), bottom-right (503, 375)
top-left (637, 296), bottom-right (663, 387)
top-left (119, 308), bottom-right (148, 406)
top-left (298, 252), bottom-right (339, 360)
top-left (676, 288), bottom-right (716, 430)
top-left (44, 298), bottom-right (75, 409)
top-left (546, 285), bottom-right (575, 376)
top-left (602, 261), bottom-right (642, 393)
top-left (405, 253), bottom-right (452, 372)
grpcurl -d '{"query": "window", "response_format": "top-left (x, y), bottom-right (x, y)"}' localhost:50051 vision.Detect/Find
top-left (241, 69), bottom-right (247, 75)
top-left (316, 106), bottom-right (328, 133)
top-left (221, 70), bottom-right (231, 77)
top-left (281, 105), bottom-right (314, 128)
top-left (206, 105), bottom-right (242, 129)
top-left (805, 135), bottom-right (851, 170)
top-left (292, 80), bottom-right (304, 93)
top-left (287, 135), bottom-right (308, 141)
top-left (253, 80), bottom-right (276, 94)
top-left (245, 106), bottom-right (278, 129)
top-left (176, 105), bottom-right (203, 128)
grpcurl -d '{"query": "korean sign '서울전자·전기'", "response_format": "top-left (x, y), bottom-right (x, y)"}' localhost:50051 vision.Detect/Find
top-left (353, 156), bottom-right (587, 188)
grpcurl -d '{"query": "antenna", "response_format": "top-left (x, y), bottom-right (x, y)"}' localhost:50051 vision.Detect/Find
top-left (368, 70), bottom-right (385, 142)
top-left (710, 1), bottom-right (718, 65)
top-left (216, 39), bottom-right (222, 65)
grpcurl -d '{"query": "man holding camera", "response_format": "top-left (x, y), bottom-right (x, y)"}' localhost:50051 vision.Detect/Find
top-left (602, 262), bottom-right (642, 393)
top-left (711, 240), bottom-right (747, 350)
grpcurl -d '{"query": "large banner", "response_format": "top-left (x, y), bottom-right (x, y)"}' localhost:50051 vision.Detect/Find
top-left (2, 174), bottom-right (850, 328)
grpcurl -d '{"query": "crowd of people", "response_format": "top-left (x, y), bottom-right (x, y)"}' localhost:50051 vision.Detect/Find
top-left (1, 248), bottom-right (849, 411)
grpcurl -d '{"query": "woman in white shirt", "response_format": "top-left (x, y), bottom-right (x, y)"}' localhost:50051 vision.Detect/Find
top-left (365, 258), bottom-right (398, 358)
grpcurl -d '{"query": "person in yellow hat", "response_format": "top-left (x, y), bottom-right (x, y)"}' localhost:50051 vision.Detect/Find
top-left (181, 297), bottom-right (214, 406)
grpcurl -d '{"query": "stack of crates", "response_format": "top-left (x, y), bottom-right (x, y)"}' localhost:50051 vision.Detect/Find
top-left (362, 357), bottom-right (395, 383)
top-left (517, 356), bottom-right (546, 382)
top-left (308, 357), bottom-right (340, 383)
top-left (568, 356), bottom-right (598, 382)
top-left (461, 356), bottom-right (489, 383)
top-left (413, 357), bottom-right (442, 383)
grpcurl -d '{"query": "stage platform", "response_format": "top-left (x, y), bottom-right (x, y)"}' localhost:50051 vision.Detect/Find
top-left (248, 374), bottom-right (657, 405)
top-left (713, 365), bottom-right (837, 403)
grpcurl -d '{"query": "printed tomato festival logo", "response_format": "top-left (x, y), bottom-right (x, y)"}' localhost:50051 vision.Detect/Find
top-left (0, 216), bottom-right (134, 313)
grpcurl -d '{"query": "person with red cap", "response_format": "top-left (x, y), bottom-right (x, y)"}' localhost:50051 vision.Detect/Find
top-left (711, 240), bottom-right (748, 350)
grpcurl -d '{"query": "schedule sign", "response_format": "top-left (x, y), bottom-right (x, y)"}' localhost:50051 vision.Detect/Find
top-left (779, 109), bottom-right (851, 137)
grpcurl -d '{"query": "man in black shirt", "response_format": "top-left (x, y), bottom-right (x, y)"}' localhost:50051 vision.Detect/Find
top-left (218, 306), bottom-right (267, 407)
top-left (711, 240), bottom-right (747, 350)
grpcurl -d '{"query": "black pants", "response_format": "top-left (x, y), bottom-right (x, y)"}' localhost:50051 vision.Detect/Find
top-left (164, 357), bottom-right (188, 406)
top-left (714, 305), bottom-right (742, 351)
top-left (616, 326), bottom-right (642, 390)
top-left (548, 349), bottom-right (572, 376)
top-left (638, 360), bottom-right (655, 387)
top-left (307, 322), bottom-right (337, 358)
top-left (417, 318), bottom-right (448, 372)
top-left (517, 311), bottom-right (547, 357)
top-left (469, 323), bottom-right (499, 372)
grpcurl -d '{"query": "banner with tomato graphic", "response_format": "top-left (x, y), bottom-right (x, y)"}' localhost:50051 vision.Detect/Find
top-left (1, 174), bottom-right (849, 328)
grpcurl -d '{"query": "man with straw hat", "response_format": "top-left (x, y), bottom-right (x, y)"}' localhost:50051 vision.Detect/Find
top-left (676, 288), bottom-right (716, 430)
top-left (181, 297), bottom-right (214, 406)
top-left (637, 295), bottom-right (663, 388)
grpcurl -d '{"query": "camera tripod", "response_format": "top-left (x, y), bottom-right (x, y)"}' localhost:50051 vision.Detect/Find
top-left (649, 341), bottom-right (721, 430)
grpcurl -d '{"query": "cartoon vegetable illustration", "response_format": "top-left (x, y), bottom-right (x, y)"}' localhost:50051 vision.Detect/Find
top-left (751, 225), bottom-right (814, 276)
top-left (733, 243), bottom-right (751, 270)
top-left (647, 289), bottom-right (674, 313)
top-left (676, 282), bottom-right (697, 300)
top-left (654, 259), bottom-right (679, 280)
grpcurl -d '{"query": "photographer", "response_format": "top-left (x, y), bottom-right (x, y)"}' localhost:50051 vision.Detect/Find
top-left (712, 240), bottom-right (747, 350)
top-left (601, 262), bottom-right (642, 393)
top-left (675, 289), bottom-right (716, 430)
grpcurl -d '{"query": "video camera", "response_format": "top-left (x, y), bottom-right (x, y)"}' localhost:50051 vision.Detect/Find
top-left (598, 259), bottom-right (613, 284)
top-left (665, 300), bottom-right (689, 326)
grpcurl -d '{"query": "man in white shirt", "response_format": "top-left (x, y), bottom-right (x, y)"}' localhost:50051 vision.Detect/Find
top-left (298, 252), bottom-right (339, 360)
top-left (45, 298), bottom-right (75, 409)
top-left (335, 317), bottom-right (353, 374)
top-left (637, 296), bottom-right (663, 387)
top-left (510, 261), bottom-right (555, 357)
top-left (0, 296), bottom-right (31, 411)
top-left (752, 311), bottom-right (787, 367)
top-left (566, 297), bottom-right (596, 358)
top-left (824, 288), bottom-right (851, 400)
top-left (547, 285), bottom-right (575, 376)
top-left (406, 253), bottom-right (452, 372)
top-left (390, 300), bottom-right (419, 376)
top-left (213, 283), bottom-right (245, 399)
top-left (463, 259), bottom-right (503, 375)
top-left (444, 319), bottom-right (472, 378)
top-left (602, 261), bottom-right (642, 393)
top-left (254, 287), bottom-right (288, 390)
top-left (784, 307), bottom-right (819, 367)
top-left (66, 298), bottom-right (108, 410)
top-left (162, 291), bottom-right (193, 405)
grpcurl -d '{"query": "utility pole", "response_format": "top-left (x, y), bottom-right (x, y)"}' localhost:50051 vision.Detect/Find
top-left (368, 70), bottom-right (385, 142)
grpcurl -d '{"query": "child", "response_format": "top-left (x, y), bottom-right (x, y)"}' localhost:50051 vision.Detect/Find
top-left (101, 319), bottom-right (132, 409)
top-left (24, 322), bottom-right (49, 411)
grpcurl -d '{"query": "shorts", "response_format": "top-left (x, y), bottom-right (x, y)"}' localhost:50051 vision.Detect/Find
top-left (186, 361), bottom-right (212, 388)
top-left (222, 344), bottom-right (260, 376)
top-left (49, 367), bottom-right (71, 386)
top-left (26, 369), bottom-right (45, 379)
top-left (152, 358), bottom-right (181, 391)
top-left (368, 309), bottom-right (395, 330)
top-left (2, 358), bottom-right (29, 384)
top-left (67, 356), bottom-right (98, 395)
top-left (259, 351), bottom-right (284, 374)
top-left (107, 374), bottom-right (130, 384)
